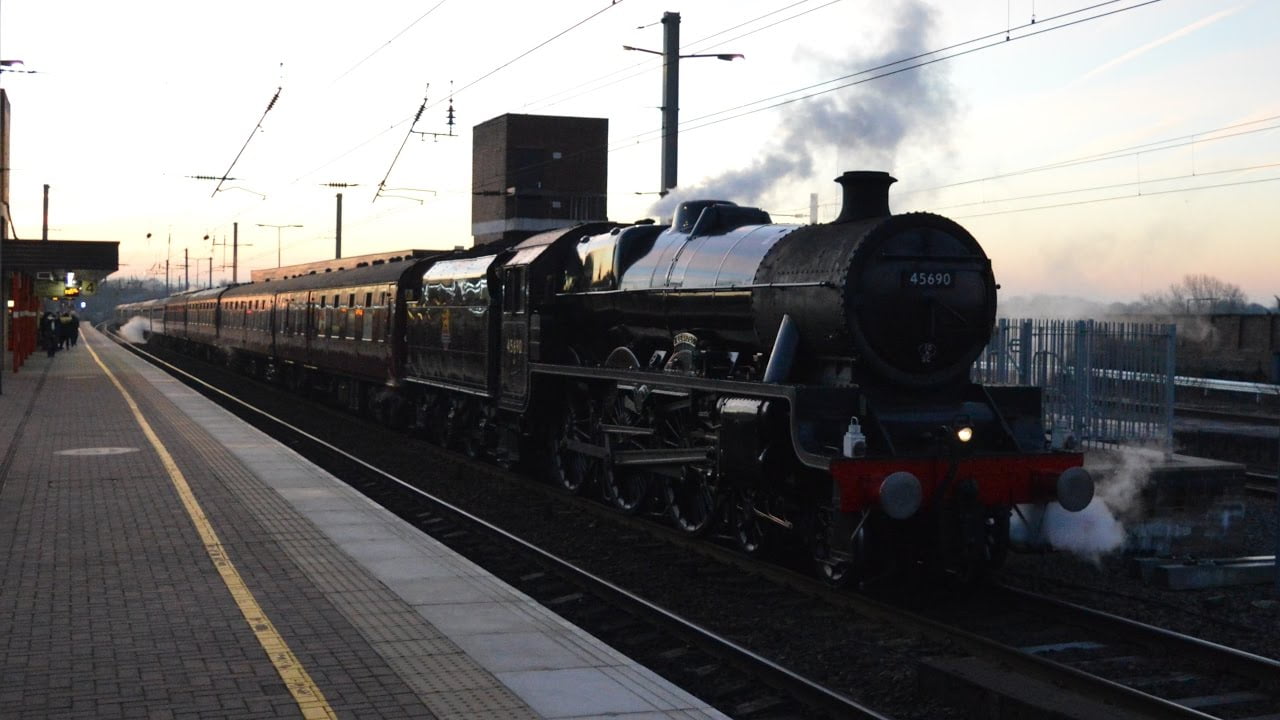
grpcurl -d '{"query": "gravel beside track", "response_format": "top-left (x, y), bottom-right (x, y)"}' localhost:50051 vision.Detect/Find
top-left (132, 337), bottom-right (1280, 718)
top-left (1001, 498), bottom-right (1280, 664)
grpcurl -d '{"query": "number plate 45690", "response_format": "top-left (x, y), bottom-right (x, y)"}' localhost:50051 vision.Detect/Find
top-left (901, 271), bottom-right (955, 288)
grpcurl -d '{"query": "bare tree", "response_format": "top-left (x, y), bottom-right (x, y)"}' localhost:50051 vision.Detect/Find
top-left (1138, 274), bottom-right (1248, 314)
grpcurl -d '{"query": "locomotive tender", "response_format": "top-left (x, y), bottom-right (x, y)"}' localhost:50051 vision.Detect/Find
top-left (117, 171), bottom-right (1092, 579)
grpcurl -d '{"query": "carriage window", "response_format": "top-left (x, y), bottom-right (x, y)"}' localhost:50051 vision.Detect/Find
top-left (504, 268), bottom-right (526, 314)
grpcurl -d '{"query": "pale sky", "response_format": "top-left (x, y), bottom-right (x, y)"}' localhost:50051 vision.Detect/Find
top-left (1, 0), bottom-right (1276, 304)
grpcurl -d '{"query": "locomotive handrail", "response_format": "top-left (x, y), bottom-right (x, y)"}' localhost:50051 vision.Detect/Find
top-left (530, 361), bottom-right (803, 399)
top-left (878, 252), bottom-right (991, 262)
top-left (402, 374), bottom-right (493, 398)
top-left (556, 280), bottom-right (833, 296)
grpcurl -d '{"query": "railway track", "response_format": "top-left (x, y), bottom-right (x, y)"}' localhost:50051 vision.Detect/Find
top-left (909, 584), bottom-right (1280, 719)
top-left (1175, 404), bottom-right (1280, 427)
top-left (113, 330), bottom-right (1280, 719)
top-left (108, 330), bottom-right (894, 720)
top-left (564, 506), bottom-right (1280, 719)
top-left (1245, 472), bottom-right (1277, 498)
top-left (626, 522), bottom-right (1280, 720)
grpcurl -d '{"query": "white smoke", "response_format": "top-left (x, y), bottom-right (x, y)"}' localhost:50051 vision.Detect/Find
top-left (998, 295), bottom-right (1115, 320)
top-left (1042, 499), bottom-right (1127, 562)
top-left (651, 0), bottom-right (955, 218)
top-left (118, 316), bottom-right (150, 344)
top-left (1011, 445), bottom-right (1160, 563)
top-left (1095, 445), bottom-right (1161, 519)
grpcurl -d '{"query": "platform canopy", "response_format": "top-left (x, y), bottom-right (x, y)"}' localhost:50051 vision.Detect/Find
top-left (2, 239), bottom-right (119, 298)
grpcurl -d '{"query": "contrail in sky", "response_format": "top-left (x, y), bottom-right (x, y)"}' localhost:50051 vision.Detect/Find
top-left (1075, 5), bottom-right (1241, 84)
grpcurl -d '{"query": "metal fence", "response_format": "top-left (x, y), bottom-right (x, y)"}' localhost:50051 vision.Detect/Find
top-left (973, 319), bottom-right (1177, 451)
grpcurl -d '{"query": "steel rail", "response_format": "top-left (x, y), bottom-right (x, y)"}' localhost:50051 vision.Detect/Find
top-left (1244, 468), bottom-right (1274, 497)
top-left (105, 328), bottom-right (892, 720)
top-left (109, 327), bottom-right (1273, 719)
top-left (562, 498), bottom-right (1249, 720)
top-left (997, 584), bottom-right (1280, 690)
top-left (527, 482), bottom-right (1235, 720)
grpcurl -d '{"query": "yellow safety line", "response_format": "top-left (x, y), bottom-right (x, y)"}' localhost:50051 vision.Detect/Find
top-left (85, 338), bottom-right (337, 720)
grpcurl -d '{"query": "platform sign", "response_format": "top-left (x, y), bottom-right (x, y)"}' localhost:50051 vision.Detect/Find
top-left (34, 279), bottom-right (64, 297)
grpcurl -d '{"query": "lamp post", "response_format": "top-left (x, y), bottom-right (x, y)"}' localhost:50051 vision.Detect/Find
top-left (256, 223), bottom-right (302, 268)
top-left (624, 12), bottom-right (743, 196)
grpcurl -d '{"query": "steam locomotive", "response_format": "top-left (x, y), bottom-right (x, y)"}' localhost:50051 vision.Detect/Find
top-left (116, 170), bottom-right (1092, 580)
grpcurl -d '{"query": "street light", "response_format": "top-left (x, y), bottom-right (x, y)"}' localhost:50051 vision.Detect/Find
top-left (256, 223), bottom-right (302, 268)
top-left (621, 46), bottom-right (743, 61)
top-left (624, 11), bottom-right (743, 196)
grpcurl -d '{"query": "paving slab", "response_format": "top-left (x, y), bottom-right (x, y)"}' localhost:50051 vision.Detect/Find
top-left (0, 327), bottom-right (729, 719)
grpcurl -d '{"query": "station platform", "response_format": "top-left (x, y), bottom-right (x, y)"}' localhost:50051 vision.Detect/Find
top-left (1085, 445), bottom-right (1246, 503)
top-left (0, 327), bottom-right (728, 720)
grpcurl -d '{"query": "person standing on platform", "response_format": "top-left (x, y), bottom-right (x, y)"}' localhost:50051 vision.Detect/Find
top-left (69, 312), bottom-right (81, 347)
top-left (41, 312), bottom-right (59, 357)
top-left (57, 311), bottom-right (74, 350)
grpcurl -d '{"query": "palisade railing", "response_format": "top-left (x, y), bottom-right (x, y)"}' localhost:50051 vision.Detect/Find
top-left (973, 319), bottom-right (1177, 452)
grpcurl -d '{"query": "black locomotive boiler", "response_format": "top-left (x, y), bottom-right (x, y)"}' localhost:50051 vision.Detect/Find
top-left (117, 170), bottom-right (1093, 580)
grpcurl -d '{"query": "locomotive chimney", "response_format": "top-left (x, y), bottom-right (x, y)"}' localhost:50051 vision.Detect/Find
top-left (833, 171), bottom-right (896, 224)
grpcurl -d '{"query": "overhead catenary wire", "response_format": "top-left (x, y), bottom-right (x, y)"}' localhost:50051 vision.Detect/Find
top-left (211, 86), bottom-right (282, 198)
top-left (301, 0), bottom-right (834, 194)
top-left (373, 87), bottom-right (433, 204)
top-left (950, 173), bottom-right (1280, 220)
top-left (277, 2), bottom-right (621, 196)
top-left (371, 1), bottom-right (625, 202)
top-left (524, 0), bottom-right (842, 111)
top-left (776, 117), bottom-right (1280, 217)
top-left (621, 0), bottom-right (1162, 147)
top-left (481, 0), bottom-right (1162, 190)
top-left (425, 0), bottom-right (627, 114)
top-left (225, 0), bottom-right (1184, 260)
top-left (330, 0), bottom-right (449, 86)
top-left (475, 0), bottom-right (1163, 195)
top-left (899, 114), bottom-right (1280, 196)
top-left (786, 164), bottom-right (1280, 222)
top-left (936, 160), bottom-right (1280, 212)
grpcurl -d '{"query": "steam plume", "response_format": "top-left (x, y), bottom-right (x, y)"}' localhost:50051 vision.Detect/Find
top-left (652, 1), bottom-right (955, 218)
top-left (119, 316), bottom-right (150, 344)
top-left (1011, 445), bottom-right (1161, 563)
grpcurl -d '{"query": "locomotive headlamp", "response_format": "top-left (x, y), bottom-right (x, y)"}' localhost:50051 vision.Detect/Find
top-left (956, 426), bottom-right (974, 443)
